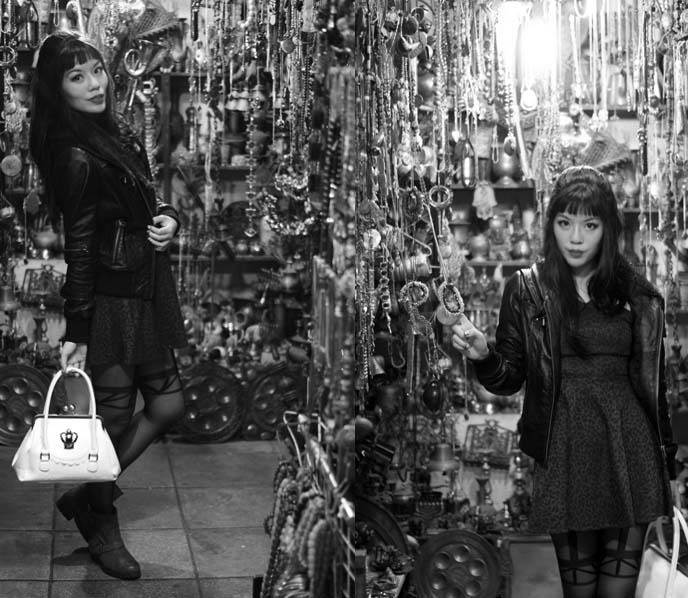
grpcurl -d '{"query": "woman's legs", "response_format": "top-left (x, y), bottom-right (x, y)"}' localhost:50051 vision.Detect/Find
top-left (551, 525), bottom-right (648, 598)
top-left (115, 350), bottom-right (185, 469)
top-left (79, 350), bottom-right (184, 580)
top-left (88, 349), bottom-right (185, 512)
top-left (551, 530), bottom-right (601, 598)
top-left (87, 363), bottom-right (138, 513)
top-left (597, 525), bottom-right (647, 598)
top-left (82, 362), bottom-right (140, 579)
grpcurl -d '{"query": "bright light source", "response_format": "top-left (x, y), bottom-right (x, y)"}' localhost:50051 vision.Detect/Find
top-left (522, 17), bottom-right (558, 82)
top-left (495, 1), bottom-right (532, 73)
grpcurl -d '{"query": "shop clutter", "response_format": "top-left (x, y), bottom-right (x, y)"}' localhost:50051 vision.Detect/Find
top-left (0, 0), bottom-right (686, 597)
top-left (0, 0), bottom-right (356, 447)
top-left (0, 0), bottom-right (356, 595)
top-left (351, 1), bottom-right (688, 597)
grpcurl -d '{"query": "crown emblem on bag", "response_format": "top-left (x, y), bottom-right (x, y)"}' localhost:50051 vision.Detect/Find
top-left (60, 429), bottom-right (78, 449)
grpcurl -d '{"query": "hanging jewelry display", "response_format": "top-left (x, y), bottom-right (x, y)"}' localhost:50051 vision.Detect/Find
top-left (141, 79), bottom-right (159, 178)
top-left (262, 475), bottom-right (300, 598)
top-left (0, 47), bottom-right (26, 188)
top-left (307, 517), bottom-right (336, 598)
top-left (244, 97), bottom-right (259, 238)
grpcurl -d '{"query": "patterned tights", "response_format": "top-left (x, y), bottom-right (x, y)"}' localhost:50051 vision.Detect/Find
top-left (84, 350), bottom-right (185, 513)
top-left (551, 525), bottom-right (647, 598)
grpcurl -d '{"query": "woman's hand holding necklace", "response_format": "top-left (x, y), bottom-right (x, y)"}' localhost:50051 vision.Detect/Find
top-left (450, 313), bottom-right (490, 361)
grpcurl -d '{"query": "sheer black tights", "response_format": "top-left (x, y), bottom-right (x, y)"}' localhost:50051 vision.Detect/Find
top-left (551, 525), bottom-right (647, 598)
top-left (85, 350), bottom-right (185, 513)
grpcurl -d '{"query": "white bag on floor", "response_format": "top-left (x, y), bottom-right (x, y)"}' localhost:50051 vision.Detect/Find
top-left (635, 506), bottom-right (688, 598)
top-left (11, 366), bottom-right (120, 483)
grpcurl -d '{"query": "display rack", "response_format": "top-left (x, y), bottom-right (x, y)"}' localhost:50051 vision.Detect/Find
top-left (285, 410), bottom-right (356, 598)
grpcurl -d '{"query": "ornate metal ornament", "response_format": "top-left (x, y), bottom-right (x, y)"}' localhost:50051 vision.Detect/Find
top-left (178, 361), bottom-right (245, 443)
top-left (250, 363), bottom-right (305, 434)
top-left (0, 363), bottom-right (50, 446)
top-left (412, 529), bottom-right (501, 598)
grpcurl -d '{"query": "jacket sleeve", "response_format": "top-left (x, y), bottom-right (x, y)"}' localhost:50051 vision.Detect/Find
top-left (156, 198), bottom-right (180, 235)
top-left (658, 327), bottom-right (678, 479)
top-left (134, 138), bottom-right (181, 235)
top-left (471, 272), bottom-right (528, 395)
top-left (55, 148), bottom-right (100, 343)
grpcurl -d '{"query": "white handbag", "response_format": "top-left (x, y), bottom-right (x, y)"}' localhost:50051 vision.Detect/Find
top-left (11, 366), bottom-right (121, 483)
top-left (635, 506), bottom-right (688, 598)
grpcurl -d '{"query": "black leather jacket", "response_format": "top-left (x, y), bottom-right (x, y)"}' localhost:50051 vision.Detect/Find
top-left (472, 262), bottom-right (678, 481)
top-left (53, 142), bottom-right (178, 344)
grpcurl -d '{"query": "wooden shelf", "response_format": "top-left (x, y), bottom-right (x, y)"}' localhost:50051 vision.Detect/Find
top-left (174, 164), bottom-right (251, 180)
top-left (155, 71), bottom-right (192, 78)
top-left (466, 259), bottom-right (533, 267)
top-left (234, 255), bottom-right (282, 265)
top-left (581, 107), bottom-right (636, 119)
top-left (451, 182), bottom-right (535, 190)
top-left (170, 252), bottom-right (282, 267)
top-left (215, 165), bottom-right (250, 173)
top-left (621, 207), bottom-right (659, 214)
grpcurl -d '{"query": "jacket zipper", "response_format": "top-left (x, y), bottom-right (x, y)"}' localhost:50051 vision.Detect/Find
top-left (113, 219), bottom-right (126, 267)
top-left (544, 308), bottom-right (557, 466)
top-left (653, 309), bottom-right (666, 463)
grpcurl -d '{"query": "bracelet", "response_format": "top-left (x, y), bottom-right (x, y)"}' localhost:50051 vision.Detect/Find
top-left (427, 184), bottom-right (452, 209)
top-left (438, 281), bottom-right (464, 314)
top-left (0, 46), bottom-right (15, 68)
top-left (398, 280), bottom-right (429, 307)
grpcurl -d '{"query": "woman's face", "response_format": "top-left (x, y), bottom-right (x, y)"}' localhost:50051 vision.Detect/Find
top-left (553, 210), bottom-right (604, 276)
top-left (61, 58), bottom-right (108, 114)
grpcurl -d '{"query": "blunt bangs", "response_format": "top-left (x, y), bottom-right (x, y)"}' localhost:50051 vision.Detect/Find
top-left (548, 168), bottom-right (616, 222)
top-left (57, 40), bottom-right (103, 73)
top-left (36, 32), bottom-right (104, 84)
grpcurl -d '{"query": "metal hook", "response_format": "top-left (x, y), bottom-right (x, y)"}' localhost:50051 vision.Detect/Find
top-left (281, 410), bottom-right (303, 469)
top-left (391, 226), bottom-right (434, 256)
top-left (123, 40), bottom-right (162, 78)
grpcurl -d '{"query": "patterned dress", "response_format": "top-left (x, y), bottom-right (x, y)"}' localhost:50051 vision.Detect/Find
top-left (87, 251), bottom-right (188, 366)
top-left (528, 301), bottom-right (668, 534)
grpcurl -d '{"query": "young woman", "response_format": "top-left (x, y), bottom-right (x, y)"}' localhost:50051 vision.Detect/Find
top-left (29, 31), bottom-right (188, 580)
top-left (451, 165), bottom-right (677, 598)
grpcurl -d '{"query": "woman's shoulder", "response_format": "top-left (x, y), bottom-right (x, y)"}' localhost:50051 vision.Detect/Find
top-left (617, 257), bottom-right (662, 302)
top-left (504, 262), bottom-right (541, 293)
top-left (49, 146), bottom-right (108, 194)
top-left (499, 264), bottom-right (543, 311)
top-left (51, 145), bottom-right (97, 173)
top-left (54, 142), bottom-right (114, 171)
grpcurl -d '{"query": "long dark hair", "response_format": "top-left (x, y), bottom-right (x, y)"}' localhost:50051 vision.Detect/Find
top-left (540, 165), bottom-right (631, 353)
top-left (29, 31), bottom-right (150, 217)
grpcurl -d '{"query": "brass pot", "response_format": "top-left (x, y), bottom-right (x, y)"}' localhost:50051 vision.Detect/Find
top-left (467, 233), bottom-right (490, 260)
top-left (32, 229), bottom-right (59, 250)
top-left (491, 142), bottom-right (521, 186)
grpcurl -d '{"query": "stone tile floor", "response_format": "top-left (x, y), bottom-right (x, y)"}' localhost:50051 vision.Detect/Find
top-left (0, 439), bottom-right (284, 598)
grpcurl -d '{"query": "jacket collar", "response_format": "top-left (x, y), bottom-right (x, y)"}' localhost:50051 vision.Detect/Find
top-left (49, 125), bottom-right (147, 182)
top-left (50, 128), bottom-right (155, 219)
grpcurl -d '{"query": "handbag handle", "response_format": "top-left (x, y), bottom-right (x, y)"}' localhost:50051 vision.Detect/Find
top-left (39, 367), bottom-right (99, 465)
top-left (667, 506), bottom-right (688, 597)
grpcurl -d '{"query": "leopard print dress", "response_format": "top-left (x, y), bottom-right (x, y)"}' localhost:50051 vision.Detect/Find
top-left (528, 301), bottom-right (668, 534)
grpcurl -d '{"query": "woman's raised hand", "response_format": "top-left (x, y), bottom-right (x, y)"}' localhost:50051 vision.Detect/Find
top-left (450, 313), bottom-right (490, 361)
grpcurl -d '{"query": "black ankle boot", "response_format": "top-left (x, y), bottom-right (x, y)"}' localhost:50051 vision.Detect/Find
top-left (88, 507), bottom-right (141, 580)
top-left (56, 483), bottom-right (124, 544)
